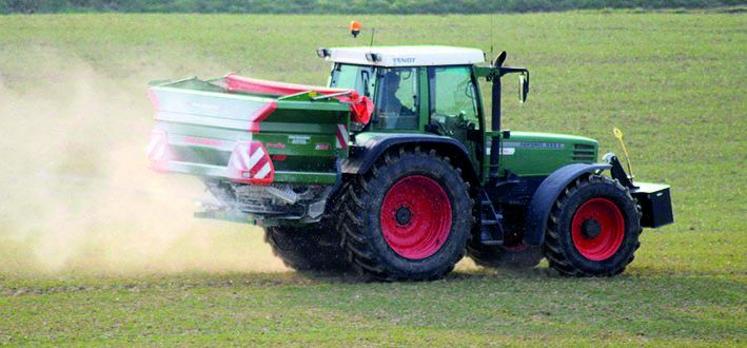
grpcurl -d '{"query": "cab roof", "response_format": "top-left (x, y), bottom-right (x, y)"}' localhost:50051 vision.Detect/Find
top-left (320, 46), bottom-right (486, 67)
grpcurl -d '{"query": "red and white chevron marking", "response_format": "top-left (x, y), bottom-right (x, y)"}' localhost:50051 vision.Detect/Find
top-left (335, 124), bottom-right (349, 150)
top-left (228, 141), bottom-right (274, 184)
top-left (146, 129), bottom-right (168, 161)
top-left (146, 129), bottom-right (172, 172)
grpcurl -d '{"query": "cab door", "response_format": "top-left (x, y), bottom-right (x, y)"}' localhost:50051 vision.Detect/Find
top-left (426, 65), bottom-right (483, 175)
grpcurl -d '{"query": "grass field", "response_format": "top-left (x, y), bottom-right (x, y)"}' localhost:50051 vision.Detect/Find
top-left (0, 11), bottom-right (745, 346)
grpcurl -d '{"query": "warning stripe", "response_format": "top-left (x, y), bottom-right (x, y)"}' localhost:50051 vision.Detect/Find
top-left (228, 141), bottom-right (275, 184)
top-left (246, 146), bottom-right (265, 169)
top-left (146, 130), bottom-right (169, 161)
top-left (336, 124), bottom-right (349, 149)
top-left (254, 162), bottom-right (272, 179)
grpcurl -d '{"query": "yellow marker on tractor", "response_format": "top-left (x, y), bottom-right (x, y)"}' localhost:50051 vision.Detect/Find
top-left (613, 127), bottom-right (634, 179)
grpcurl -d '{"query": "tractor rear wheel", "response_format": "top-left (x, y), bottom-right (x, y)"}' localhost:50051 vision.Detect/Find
top-left (264, 224), bottom-right (351, 273)
top-left (542, 174), bottom-right (642, 276)
top-left (338, 148), bottom-right (473, 281)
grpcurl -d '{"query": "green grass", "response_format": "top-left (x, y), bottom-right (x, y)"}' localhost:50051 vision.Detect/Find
top-left (1, 271), bottom-right (744, 346)
top-left (0, 11), bottom-right (746, 346)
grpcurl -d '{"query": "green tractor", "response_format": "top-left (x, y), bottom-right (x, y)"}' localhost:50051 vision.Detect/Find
top-left (147, 45), bottom-right (673, 280)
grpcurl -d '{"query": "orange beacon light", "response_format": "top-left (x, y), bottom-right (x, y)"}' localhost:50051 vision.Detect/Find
top-left (350, 21), bottom-right (362, 38)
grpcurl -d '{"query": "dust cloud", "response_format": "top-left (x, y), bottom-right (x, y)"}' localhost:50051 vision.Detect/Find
top-left (0, 51), bottom-right (287, 276)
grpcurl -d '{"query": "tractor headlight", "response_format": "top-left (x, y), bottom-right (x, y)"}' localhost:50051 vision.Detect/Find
top-left (316, 48), bottom-right (330, 58)
top-left (365, 53), bottom-right (381, 63)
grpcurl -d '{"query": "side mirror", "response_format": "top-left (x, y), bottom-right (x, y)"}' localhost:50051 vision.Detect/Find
top-left (519, 72), bottom-right (530, 103)
top-left (493, 51), bottom-right (507, 67)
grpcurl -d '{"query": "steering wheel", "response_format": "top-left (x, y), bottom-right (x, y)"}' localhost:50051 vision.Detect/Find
top-left (454, 111), bottom-right (477, 130)
top-left (429, 112), bottom-right (476, 136)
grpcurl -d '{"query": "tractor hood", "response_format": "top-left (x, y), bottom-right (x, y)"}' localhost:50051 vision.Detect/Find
top-left (499, 131), bottom-right (599, 177)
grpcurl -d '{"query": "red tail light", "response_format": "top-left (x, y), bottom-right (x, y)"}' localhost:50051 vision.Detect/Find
top-left (146, 129), bottom-right (171, 171)
top-left (227, 141), bottom-right (275, 185)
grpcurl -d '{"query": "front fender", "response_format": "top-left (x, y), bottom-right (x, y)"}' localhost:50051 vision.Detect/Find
top-left (523, 163), bottom-right (611, 246)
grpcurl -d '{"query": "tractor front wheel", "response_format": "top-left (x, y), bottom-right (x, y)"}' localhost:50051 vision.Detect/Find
top-left (338, 148), bottom-right (473, 281)
top-left (542, 174), bottom-right (642, 276)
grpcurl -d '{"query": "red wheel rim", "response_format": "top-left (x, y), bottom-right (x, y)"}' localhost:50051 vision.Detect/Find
top-left (571, 198), bottom-right (625, 261)
top-left (380, 175), bottom-right (452, 260)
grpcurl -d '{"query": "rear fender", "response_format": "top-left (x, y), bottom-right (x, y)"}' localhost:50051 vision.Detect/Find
top-left (523, 163), bottom-right (611, 246)
top-left (341, 133), bottom-right (479, 185)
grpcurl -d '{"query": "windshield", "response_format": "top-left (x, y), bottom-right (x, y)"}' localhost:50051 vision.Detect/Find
top-left (329, 64), bottom-right (374, 97)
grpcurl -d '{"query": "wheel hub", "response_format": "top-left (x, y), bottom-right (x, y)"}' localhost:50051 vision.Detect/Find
top-left (581, 219), bottom-right (602, 239)
top-left (395, 206), bottom-right (412, 225)
top-left (570, 198), bottom-right (626, 261)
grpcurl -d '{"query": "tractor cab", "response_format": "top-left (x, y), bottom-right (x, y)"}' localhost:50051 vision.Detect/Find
top-left (320, 46), bottom-right (489, 135)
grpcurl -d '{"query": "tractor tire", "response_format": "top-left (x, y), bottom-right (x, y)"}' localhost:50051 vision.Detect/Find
top-left (264, 224), bottom-right (351, 273)
top-left (338, 147), bottom-right (473, 281)
top-left (542, 174), bottom-right (642, 276)
top-left (467, 242), bottom-right (543, 269)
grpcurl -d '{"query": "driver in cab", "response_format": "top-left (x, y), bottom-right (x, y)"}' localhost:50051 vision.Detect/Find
top-left (377, 71), bottom-right (411, 116)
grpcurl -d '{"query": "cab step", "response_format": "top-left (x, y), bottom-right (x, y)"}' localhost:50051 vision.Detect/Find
top-left (479, 190), bottom-right (504, 246)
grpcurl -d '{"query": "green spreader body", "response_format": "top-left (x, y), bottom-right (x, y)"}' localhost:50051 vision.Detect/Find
top-left (148, 77), bottom-right (350, 186)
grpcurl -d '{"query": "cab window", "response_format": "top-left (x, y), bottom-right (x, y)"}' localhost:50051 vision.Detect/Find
top-left (373, 67), bottom-right (418, 130)
top-left (428, 66), bottom-right (480, 132)
top-left (329, 64), bottom-right (374, 97)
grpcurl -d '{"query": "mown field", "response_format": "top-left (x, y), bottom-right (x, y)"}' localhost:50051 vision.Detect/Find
top-left (0, 12), bottom-right (745, 346)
